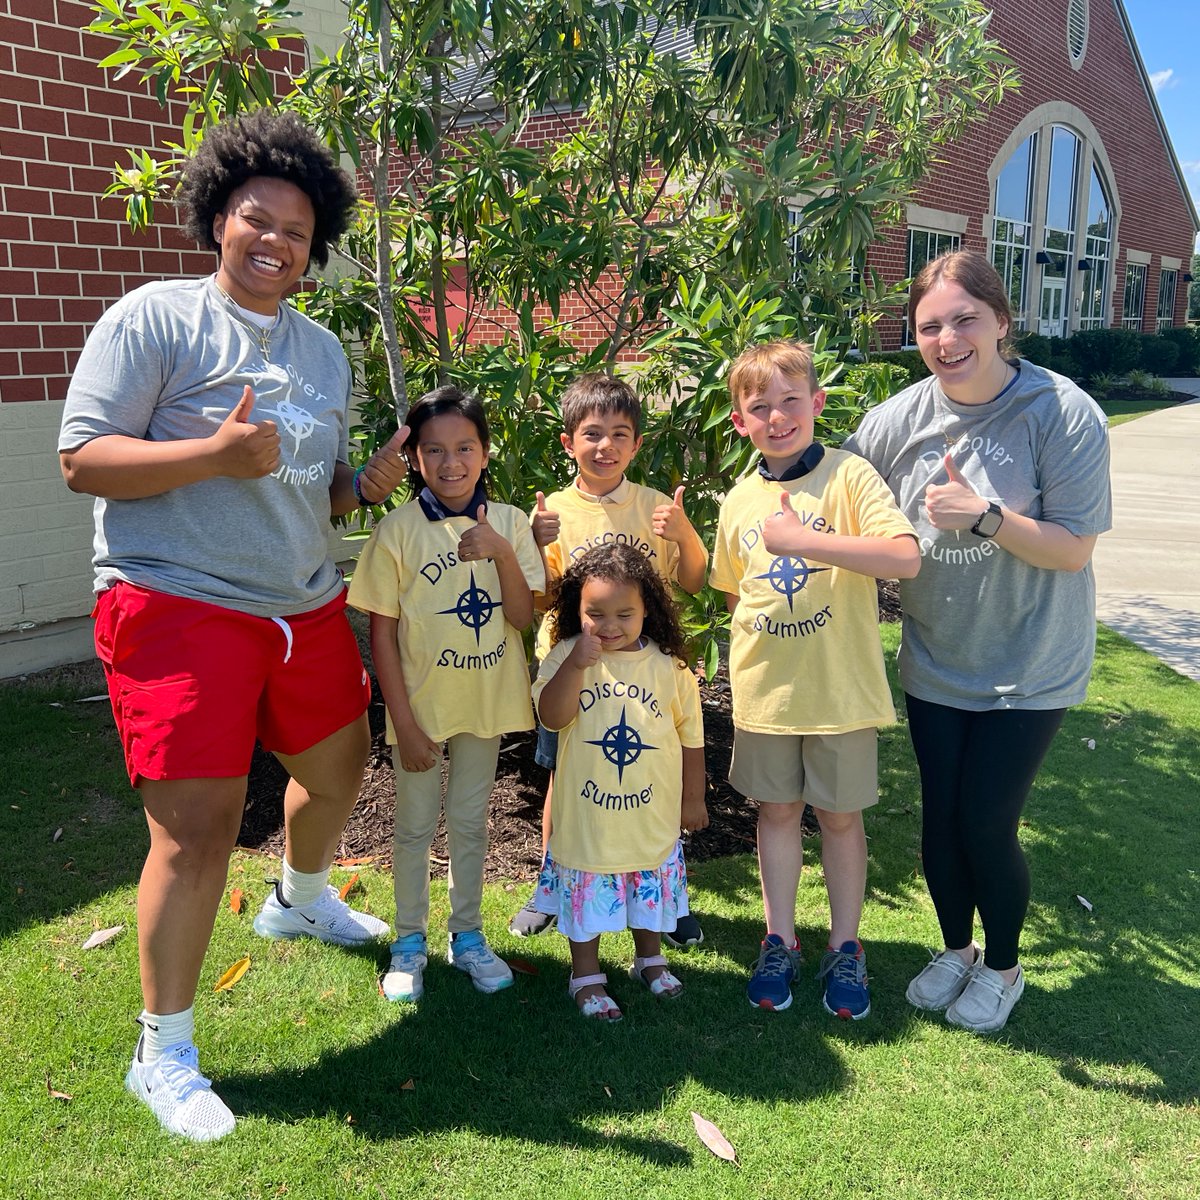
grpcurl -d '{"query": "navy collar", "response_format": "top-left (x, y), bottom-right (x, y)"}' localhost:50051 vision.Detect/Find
top-left (757, 441), bottom-right (825, 483)
top-left (417, 480), bottom-right (489, 521)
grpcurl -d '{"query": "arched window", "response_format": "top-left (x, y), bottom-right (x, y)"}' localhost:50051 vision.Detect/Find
top-left (991, 134), bottom-right (1036, 326)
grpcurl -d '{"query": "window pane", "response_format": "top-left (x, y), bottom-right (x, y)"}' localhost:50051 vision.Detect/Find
top-left (995, 135), bottom-right (1035, 222)
top-left (1046, 127), bottom-right (1080, 233)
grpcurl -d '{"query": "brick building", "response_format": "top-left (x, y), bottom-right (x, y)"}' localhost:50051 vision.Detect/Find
top-left (1, 0), bottom-right (1196, 674)
top-left (865, 0), bottom-right (1198, 347)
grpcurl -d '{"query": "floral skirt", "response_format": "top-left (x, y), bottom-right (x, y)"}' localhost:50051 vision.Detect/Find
top-left (531, 839), bottom-right (690, 942)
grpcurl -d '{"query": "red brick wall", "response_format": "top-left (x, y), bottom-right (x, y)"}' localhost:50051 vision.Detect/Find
top-left (869, 0), bottom-right (1197, 347)
top-left (0, 0), bottom-right (305, 404)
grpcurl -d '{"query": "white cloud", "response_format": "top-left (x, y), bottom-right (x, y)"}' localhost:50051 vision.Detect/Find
top-left (1149, 68), bottom-right (1178, 94)
top-left (1181, 160), bottom-right (1200, 175)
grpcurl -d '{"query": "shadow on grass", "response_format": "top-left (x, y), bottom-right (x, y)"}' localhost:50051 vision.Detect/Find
top-left (217, 936), bottom-right (931, 1152)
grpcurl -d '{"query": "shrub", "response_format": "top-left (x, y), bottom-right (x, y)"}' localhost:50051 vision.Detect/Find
top-left (844, 362), bottom-right (911, 405)
top-left (1137, 334), bottom-right (1179, 376)
top-left (1159, 326), bottom-right (1200, 375)
top-left (1013, 332), bottom-right (1052, 366)
top-left (1068, 328), bottom-right (1142, 381)
top-left (865, 349), bottom-right (931, 382)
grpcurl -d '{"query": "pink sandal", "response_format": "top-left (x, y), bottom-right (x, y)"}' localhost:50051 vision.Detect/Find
top-left (629, 955), bottom-right (683, 998)
top-left (568, 973), bottom-right (623, 1021)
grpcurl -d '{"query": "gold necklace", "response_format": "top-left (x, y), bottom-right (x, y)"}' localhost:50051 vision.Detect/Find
top-left (938, 364), bottom-right (1016, 451)
top-left (214, 281), bottom-right (279, 360)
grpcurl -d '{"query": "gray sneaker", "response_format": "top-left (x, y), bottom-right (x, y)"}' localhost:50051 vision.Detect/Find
top-left (905, 947), bottom-right (981, 1012)
top-left (946, 964), bottom-right (1025, 1032)
top-left (507, 895), bottom-right (556, 938)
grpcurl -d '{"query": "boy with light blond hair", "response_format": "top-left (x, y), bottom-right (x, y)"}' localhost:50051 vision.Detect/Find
top-left (711, 341), bottom-right (919, 1018)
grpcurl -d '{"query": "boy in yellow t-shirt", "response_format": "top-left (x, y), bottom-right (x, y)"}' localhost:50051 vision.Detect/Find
top-left (508, 373), bottom-right (709, 942)
top-left (710, 341), bottom-right (920, 1020)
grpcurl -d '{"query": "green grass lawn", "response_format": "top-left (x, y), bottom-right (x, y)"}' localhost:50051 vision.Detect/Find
top-left (1095, 391), bottom-right (1190, 427)
top-left (2, 626), bottom-right (1198, 1199)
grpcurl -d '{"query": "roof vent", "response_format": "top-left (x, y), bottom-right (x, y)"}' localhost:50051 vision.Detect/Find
top-left (1067, 0), bottom-right (1089, 67)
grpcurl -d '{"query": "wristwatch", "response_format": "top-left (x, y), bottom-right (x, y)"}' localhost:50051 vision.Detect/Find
top-left (970, 501), bottom-right (1004, 538)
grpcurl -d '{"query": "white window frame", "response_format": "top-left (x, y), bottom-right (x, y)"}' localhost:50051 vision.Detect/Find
top-left (1122, 262), bottom-right (1146, 331)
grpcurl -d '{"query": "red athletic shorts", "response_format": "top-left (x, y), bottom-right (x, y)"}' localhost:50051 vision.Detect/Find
top-left (93, 582), bottom-right (370, 786)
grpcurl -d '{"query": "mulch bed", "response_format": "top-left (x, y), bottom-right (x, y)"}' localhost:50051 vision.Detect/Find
top-left (238, 582), bottom-right (901, 878)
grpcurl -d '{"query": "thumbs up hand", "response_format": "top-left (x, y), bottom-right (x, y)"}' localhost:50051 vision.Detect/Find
top-left (457, 502), bottom-right (507, 564)
top-left (652, 484), bottom-right (694, 544)
top-left (924, 453), bottom-right (988, 530)
top-left (354, 424), bottom-right (411, 506)
top-left (212, 386), bottom-right (280, 478)
top-left (531, 490), bottom-right (560, 547)
top-left (568, 617), bottom-right (604, 669)
top-left (762, 490), bottom-right (812, 557)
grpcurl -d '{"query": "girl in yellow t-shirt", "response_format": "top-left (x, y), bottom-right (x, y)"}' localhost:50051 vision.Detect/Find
top-left (532, 544), bottom-right (708, 1020)
top-left (347, 386), bottom-right (544, 1004)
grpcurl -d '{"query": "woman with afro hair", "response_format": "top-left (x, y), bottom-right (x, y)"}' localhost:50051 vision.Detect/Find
top-left (58, 109), bottom-right (410, 1141)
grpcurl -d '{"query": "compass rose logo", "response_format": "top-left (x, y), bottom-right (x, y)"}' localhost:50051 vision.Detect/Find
top-left (755, 555), bottom-right (832, 612)
top-left (260, 398), bottom-right (329, 457)
top-left (438, 568), bottom-right (501, 644)
top-left (585, 704), bottom-right (657, 784)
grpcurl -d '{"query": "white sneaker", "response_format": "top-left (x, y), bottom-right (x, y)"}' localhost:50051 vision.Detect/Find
top-left (381, 934), bottom-right (427, 1002)
top-left (905, 947), bottom-right (981, 1012)
top-left (946, 964), bottom-right (1025, 1032)
top-left (448, 930), bottom-right (514, 994)
top-left (125, 1039), bottom-right (236, 1142)
top-left (253, 881), bottom-right (390, 946)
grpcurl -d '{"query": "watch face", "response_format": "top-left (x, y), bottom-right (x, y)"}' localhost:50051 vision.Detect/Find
top-left (974, 505), bottom-right (1003, 537)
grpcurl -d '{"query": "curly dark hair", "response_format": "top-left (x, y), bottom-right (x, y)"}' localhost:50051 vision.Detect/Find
top-left (549, 543), bottom-right (690, 665)
top-left (402, 385), bottom-right (492, 497)
top-left (179, 109), bottom-right (357, 269)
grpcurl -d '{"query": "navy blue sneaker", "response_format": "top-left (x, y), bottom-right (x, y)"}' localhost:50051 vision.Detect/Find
top-left (663, 912), bottom-right (705, 950)
top-left (747, 934), bottom-right (802, 1011)
top-left (818, 940), bottom-right (871, 1020)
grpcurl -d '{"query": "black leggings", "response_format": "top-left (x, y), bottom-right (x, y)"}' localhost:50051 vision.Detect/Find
top-left (905, 694), bottom-right (1066, 971)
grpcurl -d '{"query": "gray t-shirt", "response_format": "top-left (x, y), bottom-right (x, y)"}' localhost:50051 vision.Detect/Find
top-left (844, 361), bottom-right (1112, 710)
top-left (59, 276), bottom-right (352, 618)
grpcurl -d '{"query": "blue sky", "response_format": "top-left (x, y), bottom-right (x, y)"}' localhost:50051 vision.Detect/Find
top-left (1123, 0), bottom-right (1200, 248)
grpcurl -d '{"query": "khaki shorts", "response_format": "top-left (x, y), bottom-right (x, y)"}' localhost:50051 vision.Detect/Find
top-left (729, 727), bottom-right (878, 813)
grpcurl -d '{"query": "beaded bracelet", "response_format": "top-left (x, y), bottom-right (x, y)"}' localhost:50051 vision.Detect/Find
top-left (352, 465), bottom-right (370, 506)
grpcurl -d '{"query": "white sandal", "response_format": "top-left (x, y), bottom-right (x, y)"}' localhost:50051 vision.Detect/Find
top-left (568, 972), bottom-right (623, 1021)
top-left (628, 955), bottom-right (683, 998)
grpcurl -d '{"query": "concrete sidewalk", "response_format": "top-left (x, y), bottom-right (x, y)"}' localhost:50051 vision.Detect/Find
top-left (1091, 378), bottom-right (1200, 682)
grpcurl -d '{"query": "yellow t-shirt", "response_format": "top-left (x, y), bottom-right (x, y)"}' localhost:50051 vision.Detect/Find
top-left (532, 637), bottom-right (704, 873)
top-left (534, 478), bottom-right (705, 658)
top-left (347, 500), bottom-right (545, 744)
top-left (710, 448), bottom-right (915, 735)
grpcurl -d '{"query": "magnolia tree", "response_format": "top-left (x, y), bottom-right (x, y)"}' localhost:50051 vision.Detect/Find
top-left (90, 0), bottom-right (1014, 666)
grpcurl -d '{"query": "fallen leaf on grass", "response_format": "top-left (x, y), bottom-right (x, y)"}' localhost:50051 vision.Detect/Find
top-left (52, 828), bottom-right (63, 843)
top-left (603, 1085), bottom-right (613, 1098)
top-left (1076, 894), bottom-right (1094, 912)
top-left (691, 1111), bottom-right (737, 1163)
top-left (81, 925), bottom-right (123, 950)
top-left (503, 957), bottom-right (539, 976)
top-left (46, 1075), bottom-right (72, 1102)
top-left (334, 855), bottom-right (374, 867)
top-left (229, 888), bottom-right (244, 914)
top-left (338, 873), bottom-right (360, 900)
top-left (214, 956), bottom-right (251, 992)
top-left (401, 1078), bottom-right (415, 1091)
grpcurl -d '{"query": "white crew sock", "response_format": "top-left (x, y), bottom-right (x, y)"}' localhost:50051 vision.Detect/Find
top-left (280, 859), bottom-right (330, 909)
top-left (138, 1006), bottom-right (195, 1063)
